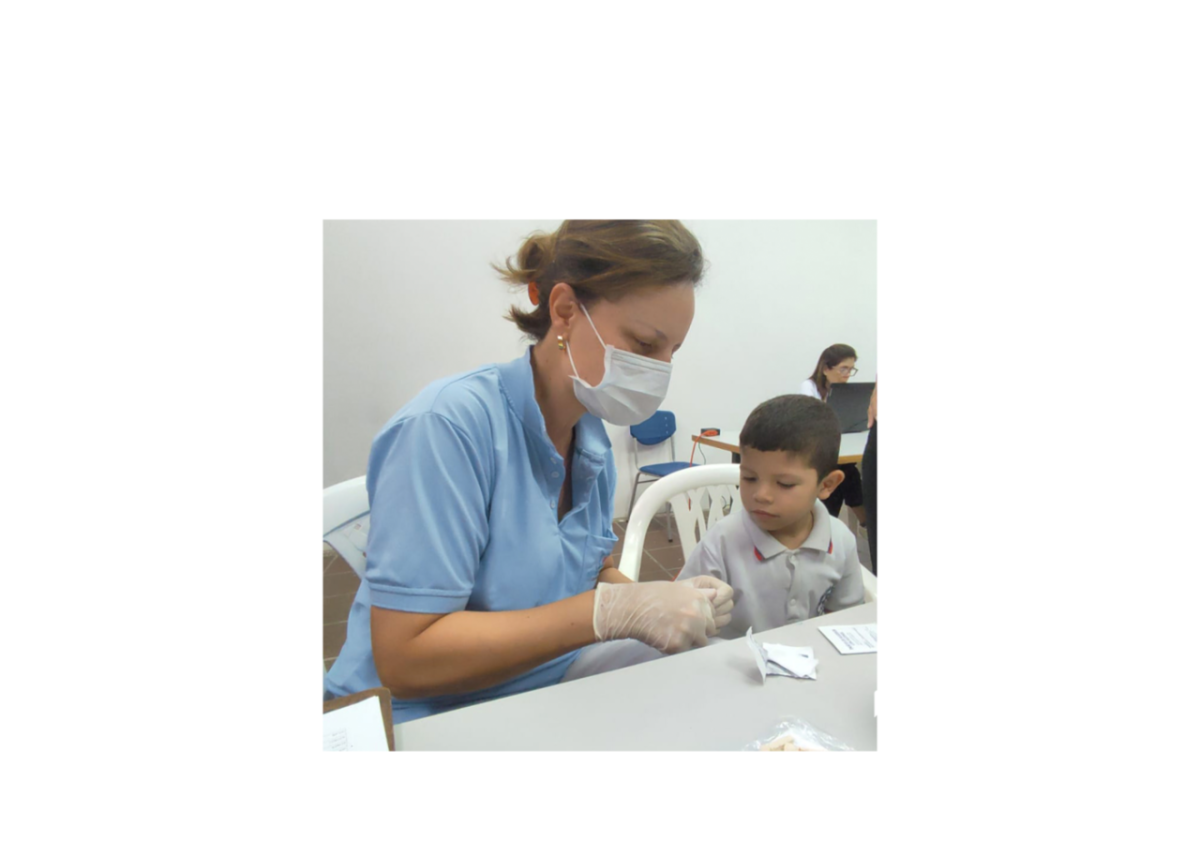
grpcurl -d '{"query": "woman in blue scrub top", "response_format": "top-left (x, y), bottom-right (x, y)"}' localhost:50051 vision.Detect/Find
top-left (324, 221), bottom-right (735, 724)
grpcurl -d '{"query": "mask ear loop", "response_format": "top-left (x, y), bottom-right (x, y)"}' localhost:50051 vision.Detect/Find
top-left (565, 337), bottom-right (583, 380)
top-left (577, 301), bottom-right (606, 345)
top-left (565, 301), bottom-right (606, 383)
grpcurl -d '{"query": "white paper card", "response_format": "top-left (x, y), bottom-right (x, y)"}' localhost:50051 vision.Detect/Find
top-left (323, 697), bottom-right (390, 751)
top-left (818, 623), bottom-right (878, 654)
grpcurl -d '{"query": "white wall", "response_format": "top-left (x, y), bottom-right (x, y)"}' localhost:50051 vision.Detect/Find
top-left (324, 220), bottom-right (559, 488)
top-left (324, 221), bottom-right (876, 520)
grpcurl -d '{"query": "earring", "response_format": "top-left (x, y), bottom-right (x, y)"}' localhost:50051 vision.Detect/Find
top-left (557, 335), bottom-right (566, 351)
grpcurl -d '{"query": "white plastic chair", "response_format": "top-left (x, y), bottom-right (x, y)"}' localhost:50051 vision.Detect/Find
top-left (860, 564), bottom-right (877, 604)
top-left (619, 464), bottom-right (742, 582)
top-left (837, 507), bottom-right (877, 604)
top-left (323, 475), bottom-right (370, 579)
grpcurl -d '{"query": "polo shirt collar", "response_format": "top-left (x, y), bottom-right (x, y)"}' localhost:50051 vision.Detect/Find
top-left (801, 497), bottom-right (835, 554)
top-left (741, 508), bottom-right (789, 560)
top-left (496, 346), bottom-right (612, 461)
top-left (741, 499), bottom-right (836, 561)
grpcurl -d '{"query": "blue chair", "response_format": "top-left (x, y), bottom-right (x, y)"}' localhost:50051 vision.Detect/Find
top-left (626, 410), bottom-right (693, 541)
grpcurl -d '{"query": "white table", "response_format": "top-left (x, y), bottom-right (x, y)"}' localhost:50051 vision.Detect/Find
top-left (396, 602), bottom-right (877, 750)
top-left (837, 430), bottom-right (869, 463)
top-left (693, 430), bottom-right (870, 465)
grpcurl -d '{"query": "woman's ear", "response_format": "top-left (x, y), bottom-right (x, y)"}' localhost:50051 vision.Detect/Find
top-left (546, 282), bottom-right (577, 337)
top-left (817, 468), bottom-right (845, 500)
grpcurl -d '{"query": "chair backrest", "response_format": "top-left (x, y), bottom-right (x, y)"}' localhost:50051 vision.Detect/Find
top-left (323, 476), bottom-right (370, 579)
top-left (619, 464), bottom-right (742, 582)
top-left (861, 564), bottom-right (877, 604)
top-left (630, 410), bottom-right (678, 471)
top-left (629, 410), bottom-right (676, 446)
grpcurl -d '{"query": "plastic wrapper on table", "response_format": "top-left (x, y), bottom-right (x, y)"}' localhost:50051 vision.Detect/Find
top-left (744, 716), bottom-right (855, 751)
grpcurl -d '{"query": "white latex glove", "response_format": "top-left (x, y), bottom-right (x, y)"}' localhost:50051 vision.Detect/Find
top-left (679, 576), bottom-right (735, 634)
top-left (593, 581), bottom-right (716, 654)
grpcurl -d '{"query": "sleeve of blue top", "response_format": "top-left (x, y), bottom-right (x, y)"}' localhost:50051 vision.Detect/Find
top-left (364, 412), bottom-right (491, 614)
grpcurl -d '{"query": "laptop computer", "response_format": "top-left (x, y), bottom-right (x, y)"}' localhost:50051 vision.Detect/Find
top-left (826, 382), bottom-right (876, 433)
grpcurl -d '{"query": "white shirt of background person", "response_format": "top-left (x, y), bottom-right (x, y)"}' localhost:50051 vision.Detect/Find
top-left (798, 378), bottom-right (822, 400)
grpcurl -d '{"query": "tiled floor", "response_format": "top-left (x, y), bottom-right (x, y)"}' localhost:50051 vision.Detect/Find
top-left (323, 512), bottom-right (686, 671)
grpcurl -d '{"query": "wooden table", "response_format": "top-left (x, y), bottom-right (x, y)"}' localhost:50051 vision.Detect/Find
top-left (693, 431), bottom-right (870, 465)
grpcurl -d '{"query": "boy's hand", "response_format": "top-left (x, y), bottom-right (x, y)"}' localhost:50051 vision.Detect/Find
top-left (867, 384), bottom-right (878, 428)
top-left (678, 576), bottom-right (735, 633)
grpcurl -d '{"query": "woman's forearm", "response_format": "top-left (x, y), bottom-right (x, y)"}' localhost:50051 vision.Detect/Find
top-left (374, 590), bottom-right (599, 699)
top-left (597, 554), bottom-right (634, 585)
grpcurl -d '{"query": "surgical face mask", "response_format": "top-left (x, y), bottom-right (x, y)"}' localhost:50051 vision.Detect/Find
top-left (565, 303), bottom-right (672, 426)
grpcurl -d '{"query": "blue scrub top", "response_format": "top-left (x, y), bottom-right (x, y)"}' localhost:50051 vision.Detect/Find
top-left (324, 347), bottom-right (619, 723)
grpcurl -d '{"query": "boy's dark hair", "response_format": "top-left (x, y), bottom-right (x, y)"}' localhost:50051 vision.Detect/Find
top-left (739, 394), bottom-right (841, 477)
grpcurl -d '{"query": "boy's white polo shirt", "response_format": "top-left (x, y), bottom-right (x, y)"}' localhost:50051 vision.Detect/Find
top-left (675, 500), bottom-right (864, 640)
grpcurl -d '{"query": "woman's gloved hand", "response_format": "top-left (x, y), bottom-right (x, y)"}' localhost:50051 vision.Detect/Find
top-left (593, 581), bottom-right (716, 654)
top-left (678, 576), bottom-right (735, 634)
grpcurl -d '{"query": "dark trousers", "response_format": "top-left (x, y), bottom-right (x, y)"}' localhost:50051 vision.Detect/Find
top-left (821, 461), bottom-right (864, 519)
top-left (861, 422), bottom-right (877, 574)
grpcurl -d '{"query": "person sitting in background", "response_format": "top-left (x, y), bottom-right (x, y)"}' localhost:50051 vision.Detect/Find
top-left (674, 395), bottom-right (864, 638)
top-left (798, 343), bottom-right (868, 531)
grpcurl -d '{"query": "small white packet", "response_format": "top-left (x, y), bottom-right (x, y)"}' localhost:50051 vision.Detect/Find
top-left (745, 627), bottom-right (819, 681)
top-left (762, 642), bottom-right (817, 679)
top-left (746, 626), bottom-right (771, 681)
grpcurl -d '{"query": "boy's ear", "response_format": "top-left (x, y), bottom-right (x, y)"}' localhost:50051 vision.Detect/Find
top-left (817, 468), bottom-right (845, 500)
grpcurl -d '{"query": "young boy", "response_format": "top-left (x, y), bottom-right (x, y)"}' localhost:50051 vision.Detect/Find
top-left (675, 394), bottom-right (864, 639)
